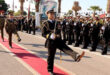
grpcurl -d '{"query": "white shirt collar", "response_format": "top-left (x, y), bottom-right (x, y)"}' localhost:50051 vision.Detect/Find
top-left (48, 19), bottom-right (53, 23)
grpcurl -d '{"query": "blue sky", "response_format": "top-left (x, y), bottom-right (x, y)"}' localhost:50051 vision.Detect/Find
top-left (5, 0), bottom-right (107, 13)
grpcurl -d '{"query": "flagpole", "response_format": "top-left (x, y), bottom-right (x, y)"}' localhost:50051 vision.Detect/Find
top-left (27, 0), bottom-right (31, 20)
top-left (13, 0), bottom-right (14, 12)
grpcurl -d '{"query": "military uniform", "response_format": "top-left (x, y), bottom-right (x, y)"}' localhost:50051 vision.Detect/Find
top-left (5, 18), bottom-right (21, 48)
top-left (0, 15), bottom-right (5, 41)
top-left (90, 20), bottom-right (102, 51)
top-left (61, 19), bottom-right (67, 43)
top-left (28, 18), bottom-right (32, 34)
top-left (82, 20), bottom-right (91, 49)
top-left (102, 21), bottom-right (110, 55)
top-left (30, 18), bottom-right (36, 35)
top-left (21, 17), bottom-right (25, 32)
top-left (66, 19), bottom-right (75, 45)
top-left (42, 19), bottom-right (85, 74)
top-left (42, 10), bottom-right (85, 75)
top-left (74, 19), bottom-right (82, 47)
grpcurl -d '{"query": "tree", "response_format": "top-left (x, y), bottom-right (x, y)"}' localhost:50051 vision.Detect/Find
top-left (88, 6), bottom-right (102, 17)
top-left (30, 12), bottom-right (35, 15)
top-left (14, 10), bottom-right (27, 16)
top-left (7, 10), bottom-right (14, 12)
top-left (72, 1), bottom-right (81, 16)
top-left (58, 0), bottom-right (61, 13)
top-left (0, 0), bottom-right (8, 12)
top-left (67, 10), bottom-right (73, 16)
top-left (19, 0), bottom-right (25, 15)
top-left (34, 0), bottom-right (40, 12)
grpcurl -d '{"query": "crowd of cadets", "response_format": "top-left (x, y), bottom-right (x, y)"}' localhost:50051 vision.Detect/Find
top-left (1, 11), bottom-right (110, 75)
top-left (1, 12), bottom-right (110, 55)
top-left (0, 12), bottom-right (36, 47)
top-left (15, 16), bottom-right (36, 35)
top-left (57, 14), bottom-right (110, 55)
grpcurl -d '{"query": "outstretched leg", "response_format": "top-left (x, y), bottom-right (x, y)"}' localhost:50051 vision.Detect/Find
top-left (14, 31), bottom-right (21, 42)
top-left (9, 33), bottom-right (12, 48)
top-left (1, 27), bottom-right (4, 42)
top-left (57, 40), bottom-right (85, 62)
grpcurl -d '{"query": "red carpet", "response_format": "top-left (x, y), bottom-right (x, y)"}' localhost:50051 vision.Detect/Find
top-left (0, 37), bottom-right (69, 75)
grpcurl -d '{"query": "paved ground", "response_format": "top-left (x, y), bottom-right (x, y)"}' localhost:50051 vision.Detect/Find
top-left (0, 30), bottom-right (110, 75)
top-left (0, 44), bottom-right (33, 75)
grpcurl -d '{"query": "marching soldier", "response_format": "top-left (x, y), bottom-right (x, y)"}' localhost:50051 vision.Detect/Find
top-left (74, 15), bottom-right (82, 47)
top-left (90, 16), bottom-right (102, 51)
top-left (78, 17), bottom-right (84, 45)
top-left (67, 18), bottom-right (75, 45)
top-left (30, 16), bottom-right (36, 35)
top-left (27, 17), bottom-right (32, 34)
top-left (61, 18), bottom-right (67, 43)
top-left (0, 13), bottom-right (5, 41)
top-left (42, 9), bottom-right (85, 75)
top-left (21, 16), bottom-right (25, 32)
top-left (5, 12), bottom-right (21, 48)
top-left (82, 15), bottom-right (91, 49)
top-left (101, 14), bottom-right (110, 55)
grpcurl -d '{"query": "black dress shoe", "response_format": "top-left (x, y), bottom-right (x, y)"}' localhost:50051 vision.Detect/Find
top-left (9, 46), bottom-right (12, 48)
top-left (90, 49), bottom-right (96, 52)
top-left (101, 52), bottom-right (107, 55)
top-left (68, 43), bottom-right (72, 45)
top-left (74, 44), bottom-right (79, 47)
top-left (48, 72), bottom-right (54, 75)
top-left (75, 51), bottom-right (85, 62)
top-left (18, 39), bottom-right (21, 42)
top-left (82, 47), bottom-right (87, 49)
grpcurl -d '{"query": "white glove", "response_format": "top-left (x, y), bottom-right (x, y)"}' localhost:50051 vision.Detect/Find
top-left (74, 22), bottom-right (77, 26)
top-left (66, 22), bottom-right (69, 25)
top-left (101, 26), bottom-right (105, 30)
top-left (91, 24), bottom-right (93, 27)
top-left (50, 33), bottom-right (56, 40)
top-left (82, 23), bottom-right (84, 27)
top-left (61, 22), bottom-right (63, 25)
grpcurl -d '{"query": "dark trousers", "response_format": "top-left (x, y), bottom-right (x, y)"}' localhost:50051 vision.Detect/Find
top-left (29, 26), bottom-right (36, 35)
top-left (47, 39), bottom-right (78, 72)
top-left (74, 33), bottom-right (80, 46)
top-left (26, 25), bottom-right (29, 33)
top-left (91, 37), bottom-right (99, 51)
top-left (102, 39), bottom-right (109, 54)
top-left (29, 27), bottom-right (32, 34)
top-left (0, 27), bottom-right (4, 41)
top-left (79, 33), bottom-right (83, 44)
top-left (83, 35), bottom-right (89, 48)
top-left (62, 30), bottom-right (66, 42)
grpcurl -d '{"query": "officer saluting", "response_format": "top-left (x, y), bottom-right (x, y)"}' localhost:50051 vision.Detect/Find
top-left (42, 9), bottom-right (85, 75)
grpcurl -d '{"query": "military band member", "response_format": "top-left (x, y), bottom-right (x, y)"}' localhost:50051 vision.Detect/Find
top-left (0, 13), bottom-right (5, 42)
top-left (102, 14), bottom-right (110, 55)
top-left (90, 16), bottom-right (102, 51)
top-left (30, 17), bottom-right (36, 35)
top-left (82, 15), bottom-right (91, 49)
top-left (67, 18), bottom-right (75, 45)
top-left (42, 9), bottom-right (85, 75)
top-left (61, 18), bottom-right (67, 43)
top-left (74, 15), bottom-right (82, 47)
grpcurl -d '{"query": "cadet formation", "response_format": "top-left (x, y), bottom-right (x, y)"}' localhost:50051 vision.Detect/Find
top-left (1, 10), bottom-right (110, 75)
